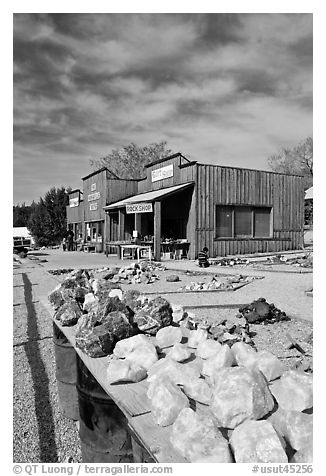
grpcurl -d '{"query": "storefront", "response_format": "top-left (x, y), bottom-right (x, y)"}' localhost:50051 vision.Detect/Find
top-left (68, 153), bottom-right (304, 260)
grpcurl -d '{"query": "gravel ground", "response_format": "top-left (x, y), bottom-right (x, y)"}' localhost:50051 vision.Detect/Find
top-left (13, 261), bottom-right (81, 463)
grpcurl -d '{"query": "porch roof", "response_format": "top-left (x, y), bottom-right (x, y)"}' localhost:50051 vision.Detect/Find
top-left (103, 182), bottom-right (194, 210)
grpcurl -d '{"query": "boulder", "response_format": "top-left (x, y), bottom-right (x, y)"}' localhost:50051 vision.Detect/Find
top-left (166, 274), bottom-right (180, 282)
top-left (290, 446), bottom-right (313, 463)
top-left (210, 367), bottom-right (274, 428)
top-left (133, 297), bottom-right (173, 335)
top-left (196, 339), bottom-right (222, 359)
top-left (269, 408), bottom-right (313, 452)
top-left (230, 420), bottom-right (287, 463)
top-left (113, 334), bottom-right (153, 358)
top-left (82, 292), bottom-right (97, 312)
top-left (75, 310), bottom-right (135, 357)
top-left (147, 358), bottom-right (200, 386)
top-left (108, 288), bottom-right (123, 300)
top-left (122, 290), bottom-right (142, 311)
top-left (92, 278), bottom-right (121, 298)
top-left (270, 370), bottom-right (313, 412)
top-left (97, 296), bottom-right (132, 325)
top-left (183, 378), bottom-right (212, 405)
top-left (231, 341), bottom-right (257, 367)
top-left (54, 300), bottom-right (82, 326)
top-left (48, 286), bottom-right (64, 310)
top-left (170, 408), bottom-right (232, 462)
top-left (155, 326), bottom-right (183, 348)
top-left (148, 378), bottom-right (189, 426)
top-left (253, 350), bottom-right (284, 382)
top-left (166, 343), bottom-right (192, 362)
top-left (125, 343), bottom-right (158, 371)
top-left (187, 329), bottom-right (208, 348)
top-left (202, 345), bottom-right (235, 378)
top-left (172, 305), bottom-right (187, 324)
top-left (107, 359), bottom-right (147, 384)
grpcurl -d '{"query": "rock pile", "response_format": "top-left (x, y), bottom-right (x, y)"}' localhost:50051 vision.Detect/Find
top-left (179, 274), bottom-right (253, 291)
top-left (238, 297), bottom-right (289, 324)
top-left (48, 268), bottom-right (173, 357)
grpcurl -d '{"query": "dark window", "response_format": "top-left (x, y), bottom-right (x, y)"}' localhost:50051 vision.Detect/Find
top-left (216, 206), bottom-right (271, 238)
top-left (254, 208), bottom-right (271, 237)
top-left (216, 206), bottom-right (233, 238)
top-left (234, 207), bottom-right (252, 237)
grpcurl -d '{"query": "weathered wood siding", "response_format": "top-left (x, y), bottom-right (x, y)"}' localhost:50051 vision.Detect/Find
top-left (138, 156), bottom-right (197, 193)
top-left (196, 164), bottom-right (304, 257)
top-left (66, 190), bottom-right (84, 224)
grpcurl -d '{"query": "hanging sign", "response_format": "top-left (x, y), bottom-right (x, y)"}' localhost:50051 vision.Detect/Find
top-left (69, 197), bottom-right (79, 207)
top-left (90, 203), bottom-right (98, 211)
top-left (91, 183), bottom-right (96, 191)
top-left (126, 202), bottom-right (153, 214)
top-left (88, 192), bottom-right (100, 201)
top-left (151, 164), bottom-right (173, 182)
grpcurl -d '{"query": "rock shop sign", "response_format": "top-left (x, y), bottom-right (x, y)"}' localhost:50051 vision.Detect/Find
top-left (151, 164), bottom-right (173, 182)
top-left (90, 203), bottom-right (98, 211)
top-left (126, 202), bottom-right (153, 214)
top-left (69, 197), bottom-right (79, 207)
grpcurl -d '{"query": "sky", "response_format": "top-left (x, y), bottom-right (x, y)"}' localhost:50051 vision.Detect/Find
top-left (13, 13), bottom-right (313, 205)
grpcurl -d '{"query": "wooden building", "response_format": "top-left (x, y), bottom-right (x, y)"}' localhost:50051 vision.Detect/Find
top-left (68, 154), bottom-right (304, 259)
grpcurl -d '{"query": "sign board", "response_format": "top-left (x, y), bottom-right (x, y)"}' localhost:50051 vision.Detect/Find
top-left (69, 197), bottom-right (79, 208)
top-left (91, 183), bottom-right (96, 191)
top-left (126, 202), bottom-right (153, 214)
top-left (90, 203), bottom-right (98, 211)
top-left (88, 192), bottom-right (100, 202)
top-left (151, 164), bottom-right (173, 182)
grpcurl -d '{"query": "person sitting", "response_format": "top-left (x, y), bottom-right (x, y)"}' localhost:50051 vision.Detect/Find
top-left (198, 247), bottom-right (210, 267)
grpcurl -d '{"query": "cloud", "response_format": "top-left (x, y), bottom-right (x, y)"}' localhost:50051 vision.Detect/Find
top-left (13, 13), bottom-right (312, 204)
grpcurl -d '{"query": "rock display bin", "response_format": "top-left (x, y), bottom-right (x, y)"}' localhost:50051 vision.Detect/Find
top-left (52, 322), bottom-right (78, 420)
top-left (77, 356), bottom-right (133, 463)
top-left (48, 269), bottom-right (313, 464)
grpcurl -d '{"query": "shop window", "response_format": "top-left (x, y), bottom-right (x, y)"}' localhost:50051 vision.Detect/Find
top-left (216, 206), bottom-right (271, 238)
top-left (234, 207), bottom-right (252, 237)
top-left (254, 208), bottom-right (271, 237)
top-left (216, 206), bottom-right (233, 238)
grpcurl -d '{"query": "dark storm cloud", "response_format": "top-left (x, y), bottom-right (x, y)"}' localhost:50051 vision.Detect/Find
top-left (13, 13), bottom-right (312, 204)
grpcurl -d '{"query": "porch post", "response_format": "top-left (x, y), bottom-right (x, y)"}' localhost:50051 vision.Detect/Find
top-left (118, 209), bottom-right (125, 241)
top-left (134, 213), bottom-right (142, 236)
top-left (154, 201), bottom-right (161, 261)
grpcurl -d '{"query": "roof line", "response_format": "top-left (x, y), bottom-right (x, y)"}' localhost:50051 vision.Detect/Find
top-left (196, 162), bottom-right (304, 178)
top-left (82, 167), bottom-right (120, 180)
top-left (144, 152), bottom-right (190, 168)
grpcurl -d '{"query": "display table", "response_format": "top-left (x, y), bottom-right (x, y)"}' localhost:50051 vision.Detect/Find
top-left (51, 318), bottom-right (189, 463)
top-left (120, 244), bottom-right (152, 262)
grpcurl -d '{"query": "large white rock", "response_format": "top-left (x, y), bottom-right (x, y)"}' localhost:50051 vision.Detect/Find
top-left (196, 339), bottom-right (222, 359)
top-left (202, 345), bottom-right (235, 378)
top-left (183, 378), bottom-right (212, 405)
top-left (187, 329), bottom-right (208, 348)
top-left (269, 408), bottom-right (313, 452)
top-left (170, 408), bottom-right (232, 462)
top-left (147, 358), bottom-right (200, 386)
top-left (270, 370), bottom-right (313, 412)
top-left (253, 350), bottom-right (284, 382)
top-left (148, 378), bottom-right (189, 426)
top-left (82, 292), bottom-right (97, 312)
top-left (107, 359), bottom-right (147, 384)
top-left (231, 341), bottom-right (257, 367)
top-left (113, 334), bottom-right (153, 358)
top-left (230, 420), bottom-right (288, 463)
top-left (172, 305), bottom-right (187, 323)
top-left (125, 342), bottom-right (158, 371)
top-left (166, 343), bottom-right (192, 362)
top-left (210, 367), bottom-right (274, 428)
top-left (108, 288), bottom-right (123, 300)
top-left (290, 446), bottom-right (313, 463)
top-left (155, 326), bottom-right (183, 348)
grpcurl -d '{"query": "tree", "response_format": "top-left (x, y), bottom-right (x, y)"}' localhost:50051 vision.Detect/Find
top-left (268, 137), bottom-right (313, 190)
top-left (13, 202), bottom-right (36, 227)
top-left (90, 141), bottom-right (172, 179)
top-left (27, 187), bottom-right (70, 246)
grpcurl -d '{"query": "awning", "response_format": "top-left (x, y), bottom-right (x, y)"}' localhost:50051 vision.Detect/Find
top-left (104, 182), bottom-right (194, 210)
top-left (305, 186), bottom-right (313, 200)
